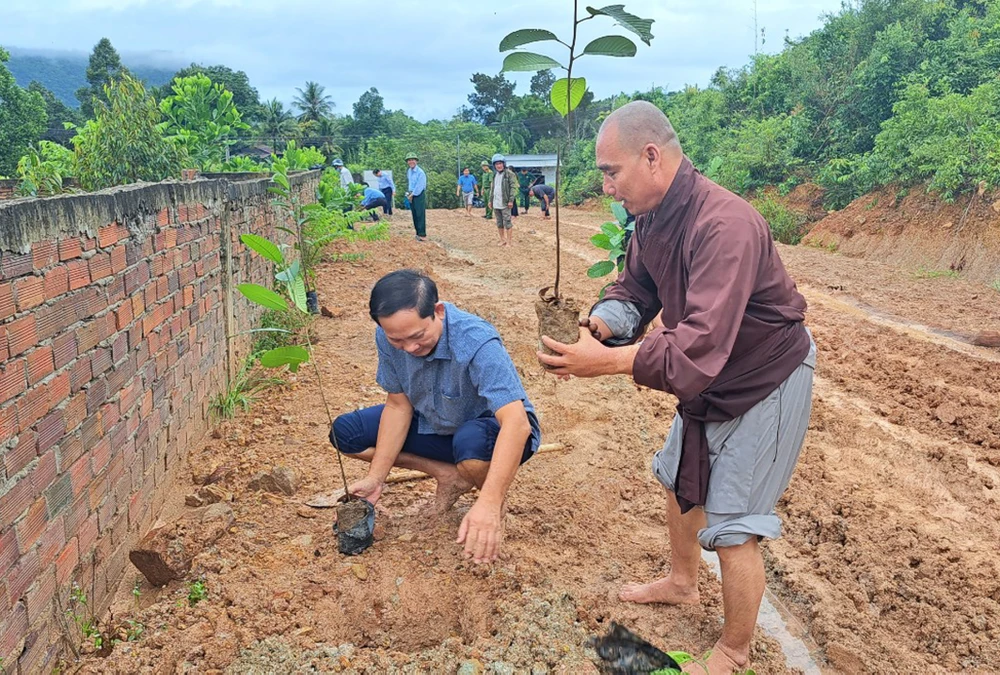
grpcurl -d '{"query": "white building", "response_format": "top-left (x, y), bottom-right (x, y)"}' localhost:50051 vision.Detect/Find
top-left (500, 154), bottom-right (559, 187)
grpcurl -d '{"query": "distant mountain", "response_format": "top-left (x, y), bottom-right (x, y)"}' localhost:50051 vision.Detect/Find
top-left (6, 47), bottom-right (178, 107)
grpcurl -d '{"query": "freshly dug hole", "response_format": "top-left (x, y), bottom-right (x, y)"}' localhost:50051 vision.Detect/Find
top-left (535, 296), bottom-right (581, 365)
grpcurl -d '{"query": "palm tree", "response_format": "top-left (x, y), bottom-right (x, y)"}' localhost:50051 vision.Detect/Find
top-left (496, 109), bottom-right (530, 154)
top-left (293, 81), bottom-right (334, 123)
top-left (257, 98), bottom-right (300, 149)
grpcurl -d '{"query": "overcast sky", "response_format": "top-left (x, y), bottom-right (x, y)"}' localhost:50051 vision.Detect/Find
top-left (4, 0), bottom-right (844, 121)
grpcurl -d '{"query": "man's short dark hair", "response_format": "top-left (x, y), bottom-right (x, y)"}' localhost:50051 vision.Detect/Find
top-left (369, 270), bottom-right (438, 322)
top-left (373, 169), bottom-right (382, 175)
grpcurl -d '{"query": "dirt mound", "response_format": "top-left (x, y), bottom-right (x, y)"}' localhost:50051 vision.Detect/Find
top-left (783, 183), bottom-right (827, 222)
top-left (803, 186), bottom-right (1000, 285)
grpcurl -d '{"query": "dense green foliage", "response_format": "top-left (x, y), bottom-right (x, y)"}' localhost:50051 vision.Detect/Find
top-left (71, 75), bottom-right (183, 190)
top-left (155, 63), bottom-right (261, 122)
top-left (0, 47), bottom-right (47, 176)
top-left (655, 0), bottom-right (1000, 205)
top-left (15, 141), bottom-right (75, 197)
top-left (159, 74), bottom-right (250, 170)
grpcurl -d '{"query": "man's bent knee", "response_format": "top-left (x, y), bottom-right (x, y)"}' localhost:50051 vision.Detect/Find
top-left (330, 412), bottom-right (369, 455)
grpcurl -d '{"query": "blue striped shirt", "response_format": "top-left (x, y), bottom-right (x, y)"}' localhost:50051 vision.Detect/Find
top-left (374, 303), bottom-right (541, 451)
top-left (377, 174), bottom-right (395, 191)
top-left (407, 165), bottom-right (427, 197)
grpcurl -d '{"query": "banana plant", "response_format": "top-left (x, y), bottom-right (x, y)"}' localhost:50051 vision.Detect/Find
top-left (500, 3), bottom-right (654, 300)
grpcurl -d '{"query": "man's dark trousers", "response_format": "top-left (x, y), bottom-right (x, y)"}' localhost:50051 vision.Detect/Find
top-left (411, 192), bottom-right (427, 237)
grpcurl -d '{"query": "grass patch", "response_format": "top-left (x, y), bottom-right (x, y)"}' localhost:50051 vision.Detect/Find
top-left (913, 267), bottom-right (961, 279)
top-left (991, 279), bottom-right (1000, 293)
top-left (210, 356), bottom-right (284, 420)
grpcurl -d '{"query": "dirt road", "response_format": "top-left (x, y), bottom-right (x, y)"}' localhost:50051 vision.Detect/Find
top-left (86, 206), bottom-right (1000, 674)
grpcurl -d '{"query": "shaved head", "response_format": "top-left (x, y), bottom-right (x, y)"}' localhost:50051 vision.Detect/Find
top-left (599, 100), bottom-right (682, 156)
top-left (595, 101), bottom-right (685, 215)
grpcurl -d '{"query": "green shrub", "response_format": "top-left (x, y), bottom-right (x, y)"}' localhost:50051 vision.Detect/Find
top-left (751, 194), bottom-right (807, 245)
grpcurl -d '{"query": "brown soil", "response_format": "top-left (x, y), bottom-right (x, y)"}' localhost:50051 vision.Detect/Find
top-left (803, 185), bottom-right (1000, 286)
top-left (535, 296), bottom-right (581, 358)
top-left (74, 205), bottom-right (1000, 674)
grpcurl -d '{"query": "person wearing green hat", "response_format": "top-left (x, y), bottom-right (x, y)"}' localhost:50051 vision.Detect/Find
top-left (480, 161), bottom-right (493, 220)
top-left (405, 153), bottom-right (428, 241)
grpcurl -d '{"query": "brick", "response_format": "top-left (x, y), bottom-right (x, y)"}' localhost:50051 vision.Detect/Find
top-left (70, 355), bottom-right (92, 394)
top-left (14, 497), bottom-right (47, 551)
top-left (80, 415), bottom-right (102, 450)
top-left (31, 239), bottom-right (57, 270)
top-left (58, 238), bottom-right (82, 261)
top-left (24, 566), bottom-right (56, 623)
top-left (47, 372), bottom-right (70, 407)
top-left (0, 359), bottom-right (26, 404)
top-left (0, 528), bottom-right (17, 579)
top-left (99, 402), bottom-right (120, 434)
top-left (0, 282), bottom-right (14, 320)
top-left (62, 391), bottom-right (87, 433)
top-left (91, 347), bottom-right (112, 377)
top-left (36, 410), bottom-right (64, 455)
top-left (55, 539), bottom-right (79, 585)
top-left (67, 259), bottom-right (90, 290)
top-left (88, 252), bottom-right (112, 281)
top-left (85, 378), bottom-right (108, 415)
top-left (106, 275), bottom-right (125, 304)
top-left (34, 304), bottom-right (73, 344)
top-left (98, 223), bottom-right (123, 248)
top-left (43, 266), bottom-right (69, 300)
top-left (2, 430), bottom-right (36, 476)
top-left (0, 473), bottom-right (33, 530)
top-left (1, 252), bottom-right (32, 280)
top-left (75, 319), bottom-right (102, 354)
top-left (67, 452), bottom-right (92, 498)
top-left (0, 404), bottom-right (17, 447)
top-left (17, 383), bottom-right (50, 432)
top-left (29, 449), bottom-right (57, 495)
top-left (110, 245), bottom-right (127, 274)
top-left (13, 275), bottom-right (44, 311)
top-left (52, 333), bottom-right (77, 369)
top-left (0, 602), bottom-right (28, 658)
top-left (36, 516), bottom-right (65, 568)
top-left (44, 473), bottom-right (72, 519)
top-left (57, 433), bottom-right (85, 472)
top-left (91, 436), bottom-right (112, 474)
top-left (26, 346), bottom-right (54, 385)
top-left (7, 315), bottom-right (38, 357)
top-left (77, 514), bottom-right (98, 555)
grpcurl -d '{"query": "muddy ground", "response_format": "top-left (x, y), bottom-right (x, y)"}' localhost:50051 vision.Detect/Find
top-left (77, 206), bottom-right (1000, 674)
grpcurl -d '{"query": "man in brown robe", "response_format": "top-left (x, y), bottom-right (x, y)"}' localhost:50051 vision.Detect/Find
top-left (538, 101), bottom-right (816, 674)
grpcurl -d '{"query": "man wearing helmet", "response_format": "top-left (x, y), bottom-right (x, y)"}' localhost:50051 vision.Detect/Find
top-left (332, 158), bottom-right (352, 190)
top-left (405, 152), bottom-right (428, 241)
top-left (490, 154), bottom-right (519, 247)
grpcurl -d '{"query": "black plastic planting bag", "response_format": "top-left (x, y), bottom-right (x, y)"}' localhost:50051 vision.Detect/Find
top-left (591, 622), bottom-right (681, 674)
top-left (334, 498), bottom-right (375, 555)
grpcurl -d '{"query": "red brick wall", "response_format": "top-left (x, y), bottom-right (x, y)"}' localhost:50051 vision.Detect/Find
top-left (0, 171), bottom-right (319, 672)
top-left (0, 181), bottom-right (17, 202)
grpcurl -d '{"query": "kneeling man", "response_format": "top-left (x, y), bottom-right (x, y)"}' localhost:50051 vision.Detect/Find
top-left (331, 269), bottom-right (540, 563)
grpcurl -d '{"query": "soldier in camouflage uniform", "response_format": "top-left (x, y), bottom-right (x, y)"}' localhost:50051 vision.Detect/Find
top-left (481, 161), bottom-right (493, 219)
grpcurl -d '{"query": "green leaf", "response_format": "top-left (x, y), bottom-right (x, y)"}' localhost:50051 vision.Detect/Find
top-left (237, 284), bottom-right (288, 311)
top-left (611, 201), bottom-right (628, 225)
top-left (240, 234), bottom-right (284, 265)
top-left (289, 274), bottom-right (307, 313)
top-left (272, 171), bottom-right (290, 191)
top-left (259, 346), bottom-right (310, 372)
top-left (550, 77), bottom-right (587, 117)
top-left (600, 222), bottom-right (620, 237)
top-left (499, 29), bottom-right (560, 52)
top-left (582, 35), bottom-right (637, 57)
top-left (587, 260), bottom-right (616, 278)
top-left (586, 5), bottom-right (655, 45)
top-left (590, 232), bottom-right (612, 249)
top-left (666, 651), bottom-right (695, 664)
top-left (609, 231), bottom-right (625, 248)
top-left (501, 52), bottom-right (565, 72)
top-left (275, 259), bottom-right (301, 283)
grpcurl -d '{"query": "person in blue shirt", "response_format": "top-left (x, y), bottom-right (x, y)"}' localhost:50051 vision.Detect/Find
top-left (331, 270), bottom-right (540, 563)
top-left (455, 167), bottom-right (479, 217)
top-left (374, 169), bottom-right (395, 216)
top-left (404, 152), bottom-right (428, 241)
top-left (359, 185), bottom-right (388, 221)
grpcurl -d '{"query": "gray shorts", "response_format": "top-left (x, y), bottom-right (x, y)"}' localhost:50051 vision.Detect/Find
top-left (462, 191), bottom-right (474, 206)
top-left (652, 336), bottom-right (816, 550)
top-left (494, 207), bottom-right (512, 229)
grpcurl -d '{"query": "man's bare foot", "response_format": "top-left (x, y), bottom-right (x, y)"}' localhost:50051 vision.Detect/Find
top-left (619, 576), bottom-right (700, 605)
top-left (681, 642), bottom-right (749, 674)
